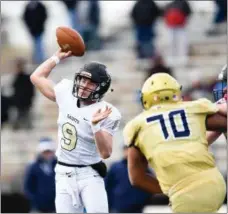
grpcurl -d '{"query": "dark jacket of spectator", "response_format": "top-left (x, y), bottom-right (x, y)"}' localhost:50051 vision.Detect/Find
top-left (215, 0), bottom-right (227, 9)
top-left (61, 0), bottom-right (78, 10)
top-left (24, 152), bottom-right (57, 212)
top-left (214, 0), bottom-right (227, 23)
top-left (12, 72), bottom-right (34, 110)
top-left (88, 0), bottom-right (100, 28)
top-left (12, 60), bottom-right (35, 110)
top-left (23, 1), bottom-right (47, 37)
top-left (105, 157), bottom-right (151, 213)
top-left (1, 94), bottom-right (11, 125)
top-left (131, 0), bottom-right (161, 26)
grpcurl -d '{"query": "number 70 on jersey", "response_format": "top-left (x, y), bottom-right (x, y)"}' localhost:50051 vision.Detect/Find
top-left (146, 109), bottom-right (191, 140)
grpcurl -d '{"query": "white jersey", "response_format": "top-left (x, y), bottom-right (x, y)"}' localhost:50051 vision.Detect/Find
top-left (54, 79), bottom-right (121, 165)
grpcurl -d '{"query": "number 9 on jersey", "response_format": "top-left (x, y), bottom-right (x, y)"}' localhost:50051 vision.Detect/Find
top-left (61, 122), bottom-right (78, 151)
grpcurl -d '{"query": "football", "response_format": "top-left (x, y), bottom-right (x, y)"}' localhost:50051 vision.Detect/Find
top-left (56, 26), bottom-right (85, 56)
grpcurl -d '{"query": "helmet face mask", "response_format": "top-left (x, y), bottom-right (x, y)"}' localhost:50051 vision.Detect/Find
top-left (75, 75), bottom-right (98, 100)
top-left (213, 64), bottom-right (227, 102)
top-left (72, 62), bottom-right (111, 102)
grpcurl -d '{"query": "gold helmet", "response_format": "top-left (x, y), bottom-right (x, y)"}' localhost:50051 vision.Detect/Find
top-left (141, 73), bottom-right (182, 110)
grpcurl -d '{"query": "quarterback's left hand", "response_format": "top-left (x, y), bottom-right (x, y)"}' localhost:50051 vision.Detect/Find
top-left (92, 106), bottom-right (112, 125)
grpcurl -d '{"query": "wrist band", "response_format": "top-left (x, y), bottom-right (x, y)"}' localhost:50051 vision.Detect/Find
top-left (51, 55), bottom-right (60, 65)
top-left (91, 123), bottom-right (101, 134)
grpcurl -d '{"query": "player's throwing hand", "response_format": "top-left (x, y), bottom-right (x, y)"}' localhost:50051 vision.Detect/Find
top-left (54, 48), bottom-right (73, 61)
top-left (92, 106), bottom-right (112, 125)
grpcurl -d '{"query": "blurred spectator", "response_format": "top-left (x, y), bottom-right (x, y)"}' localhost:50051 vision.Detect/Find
top-left (24, 138), bottom-right (57, 213)
top-left (22, 1), bottom-right (47, 64)
top-left (131, 0), bottom-right (161, 59)
top-left (1, 92), bottom-right (11, 127)
top-left (105, 146), bottom-right (152, 213)
top-left (1, 14), bottom-right (9, 46)
top-left (83, 0), bottom-right (102, 50)
top-left (145, 55), bottom-right (174, 81)
top-left (61, 0), bottom-right (82, 32)
top-left (11, 59), bottom-right (35, 130)
top-left (207, 0), bottom-right (227, 36)
top-left (164, 0), bottom-right (192, 64)
top-left (182, 77), bottom-right (217, 101)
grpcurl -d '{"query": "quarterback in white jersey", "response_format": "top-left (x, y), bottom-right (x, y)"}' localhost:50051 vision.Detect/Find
top-left (207, 64), bottom-right (227, 145)
top-left (30, 49), bottom-right (121, 213)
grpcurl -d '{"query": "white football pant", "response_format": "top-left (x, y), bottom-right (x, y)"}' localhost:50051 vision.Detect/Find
top-left (55, 164), bottom-right (108, 213)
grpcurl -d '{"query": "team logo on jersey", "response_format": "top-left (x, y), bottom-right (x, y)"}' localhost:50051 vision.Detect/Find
top-left (67, 114), bottom-right (79, 124)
